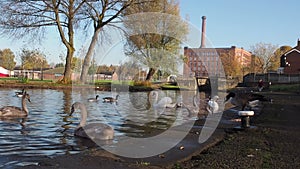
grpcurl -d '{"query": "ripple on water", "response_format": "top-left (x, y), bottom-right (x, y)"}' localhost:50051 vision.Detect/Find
top-left (0, 89), bottom-right (196, 168)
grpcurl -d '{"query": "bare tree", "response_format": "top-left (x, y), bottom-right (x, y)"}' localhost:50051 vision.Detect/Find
top-left (0, 0), bottom-right (86, 84)
top-left (250, 42), bottom-right (278, 73)
top-left (79, 0), bottom-right (136, 83)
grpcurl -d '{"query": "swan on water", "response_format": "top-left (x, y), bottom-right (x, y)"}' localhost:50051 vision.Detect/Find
top-left (0, 91), bottom-right (31, 117)
top-left (149, 90), bottom-right (180, 108)
top-left (70, 102), bottom-right (114, 140)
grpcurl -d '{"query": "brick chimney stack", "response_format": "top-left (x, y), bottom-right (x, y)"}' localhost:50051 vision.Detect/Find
top-left (200, 16), bottom-right (206, 48)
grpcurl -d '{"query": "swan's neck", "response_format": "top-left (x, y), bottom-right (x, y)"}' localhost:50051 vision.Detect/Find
top-left (22, 97), bottom-right (28, 115)
top-left (154, 92), bottom-right (159, 104)
top-left (78, 104), bottom-right (87, 128)
top-left (193, 96), bottom-right (199, 108)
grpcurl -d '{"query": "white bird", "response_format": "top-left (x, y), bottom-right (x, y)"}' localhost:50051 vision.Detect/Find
top-left (206, 95), bottom-right (219, 114)
top-left (149, 90), bottom-right (179, 108)
top-left (15, 89), bottom-right (25, 97)
top-left (103, 95), bottom-right (119, 103)
top-left (87, 95), bottom-right (99, 102)
top-left (0, 91), bottom-right (31, 117)
top-left (70, 102), bottom-right (114, 140)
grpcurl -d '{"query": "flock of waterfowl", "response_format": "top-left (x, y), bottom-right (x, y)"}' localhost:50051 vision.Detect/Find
top-left (0, 88), bottom-right (271, 141)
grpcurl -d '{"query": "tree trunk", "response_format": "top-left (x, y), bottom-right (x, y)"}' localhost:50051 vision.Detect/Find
top-left (145, 68), bottom-right (156, 81)
top-left (60, 48), bottom-right (74, 84)
top-left (80, 28), bottom-right (101, 83)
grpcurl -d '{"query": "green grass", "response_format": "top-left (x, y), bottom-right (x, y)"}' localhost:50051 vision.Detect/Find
top-left (269, 83), bottom-right (300, 92)
top-left (0, 77), bottom-right (18, 81)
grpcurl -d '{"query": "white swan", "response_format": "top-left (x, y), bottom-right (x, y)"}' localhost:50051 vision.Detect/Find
top-left (70, 102), bottom-right (114, 140)
top-left (0, 91), bottom-right (31, 117)
top-left (103, 95), bottom-right (119, 103)
top-left (87, 95), bottom-right (99, 102)
top-left (149, 90), bottom-right (179, 108)
top-left (206, 95), bottom-right (219, 114)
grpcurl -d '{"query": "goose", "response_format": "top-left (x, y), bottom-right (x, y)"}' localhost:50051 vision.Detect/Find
top-left (88, 95), bottom-right (99, 102)
top-left (206, 95), bottom-right (219, 114)
top-left (224, 91), bottom-right (270, 110)
top-left (15, 89), bottom-right (25, 97)
top-left (103, 95), bottom-right (119, 103)
top-left (70, 102), bottom-right (114, 140)
top-left (149, 90), bottom-right (180, 108)
top-left (0, 91), bottom-right (31, 117)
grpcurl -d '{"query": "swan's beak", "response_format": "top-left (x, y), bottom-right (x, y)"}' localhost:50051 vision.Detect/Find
top-left (27, 98), bottom-right (31, 102)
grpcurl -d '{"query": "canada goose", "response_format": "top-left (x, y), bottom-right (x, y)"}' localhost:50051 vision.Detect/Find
top-left (103, 95), bottom-right (119, 103)
top-left (0, 91), bottom-right (31, 117)
top-left (149, 90), bottom-right (180, 108)
top-left (206, 95), bottom-right (219, 114)
top-left (88, 95), bottom-right (99, 102)
top-left (15, 89), bottom-right (25, 97)
top-left (224, 91), bottom-right (270, 110)
top-left (70, 102), bottom-right (114, 140)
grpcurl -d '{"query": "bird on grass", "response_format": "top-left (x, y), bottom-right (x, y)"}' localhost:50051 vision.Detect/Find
top-left (206, 95), bottom-right (219, 114)
top-left (224, 91), bottom-right (271, 110)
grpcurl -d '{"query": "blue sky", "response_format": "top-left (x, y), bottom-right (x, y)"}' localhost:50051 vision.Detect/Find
top-left (0, 0), bottom-right (300, 65)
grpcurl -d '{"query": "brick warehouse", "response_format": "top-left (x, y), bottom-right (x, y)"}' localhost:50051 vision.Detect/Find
top-left (183, 16), bottom-right (252, 78)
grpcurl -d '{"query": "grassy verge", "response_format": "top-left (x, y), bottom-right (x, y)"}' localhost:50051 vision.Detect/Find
top-left (269, 83), bottom-right (300, 92)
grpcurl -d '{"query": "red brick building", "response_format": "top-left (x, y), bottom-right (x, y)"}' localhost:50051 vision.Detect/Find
top-left (183, 16), bottom-right (252, 78)
top-left (183, 46), bottom-right (252, 77)
top-left (280, 39), bottom-right (300, 74)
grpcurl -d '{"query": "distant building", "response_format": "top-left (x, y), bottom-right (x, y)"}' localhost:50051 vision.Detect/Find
top-left (280, 39), bottom-right (300, 74)
top-left (183, 16), bottom-right (252, 78)
top-left (183, 46), bottom-right (252, 77)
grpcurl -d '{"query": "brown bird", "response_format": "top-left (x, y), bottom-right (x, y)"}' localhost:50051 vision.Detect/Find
top-left (70, 102), bottom-right (114, 140)
top-left (224, 92), bottom-right (270, 110)
top-left (0, 91), bottom-right (31, 117)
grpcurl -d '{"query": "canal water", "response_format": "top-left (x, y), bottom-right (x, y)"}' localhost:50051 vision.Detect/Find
top-left (0, 88), bottom-right (204, 168)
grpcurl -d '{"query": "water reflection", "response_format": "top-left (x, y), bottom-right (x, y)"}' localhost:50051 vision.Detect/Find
top-left (0, 88), bottom-right (212, 167)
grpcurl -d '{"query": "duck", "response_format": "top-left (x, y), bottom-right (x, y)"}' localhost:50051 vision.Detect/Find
top-left (206, 95), bottom-right (219, 114)
top-left (0, 91), bottom-right (31, 117)
top-left (103, 95), bottom-right (119, 103)
top-left (15, 89), bottom-right (25, 97)
top-left (87, 95), bottom-right (99, 102)
top-left (149, 90), bottom-right (180, 108)
top-left (70, 102), bottom-right (114, 140)
top-left (224, 91), bottom-right (270, 110)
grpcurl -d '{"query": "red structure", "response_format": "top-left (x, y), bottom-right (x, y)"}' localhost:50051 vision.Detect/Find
top-left (0, 66), bottom-right (9, 77)
top-left (183, 16), bottom-right (252, 78)
top-left (280, 39), bottom-right (300, 74)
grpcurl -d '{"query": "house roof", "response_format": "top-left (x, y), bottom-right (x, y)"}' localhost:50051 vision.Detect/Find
top-left (43, 67), bottom-right (65, 74)
top-left (284, 48), bottom-right (300, 56)
top-left (97, 71), bottom-right (114, 75)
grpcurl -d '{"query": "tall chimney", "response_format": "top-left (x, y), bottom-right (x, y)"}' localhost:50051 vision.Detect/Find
top-left (200, 16), bottom-right (206, 48)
